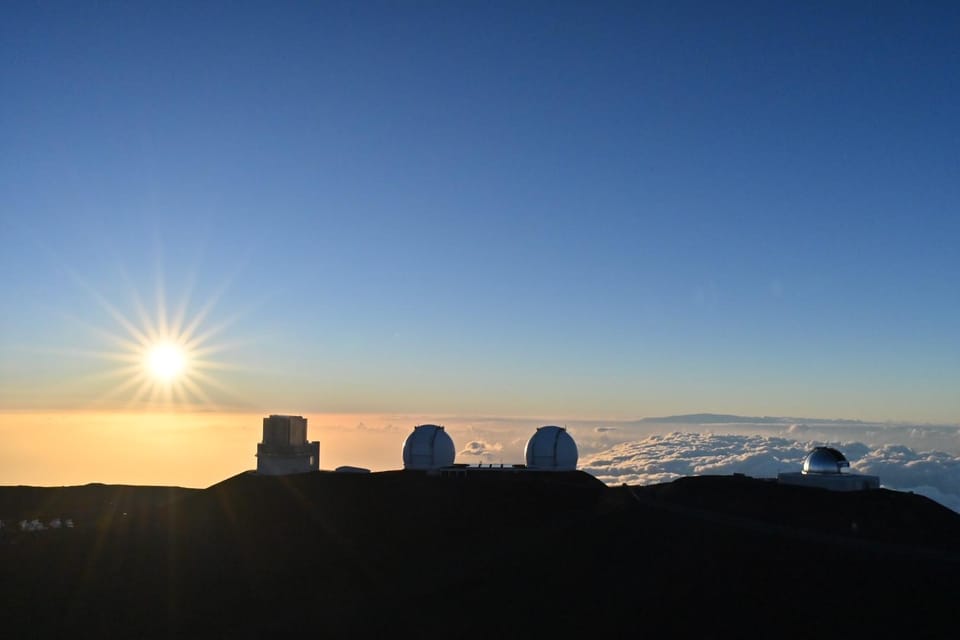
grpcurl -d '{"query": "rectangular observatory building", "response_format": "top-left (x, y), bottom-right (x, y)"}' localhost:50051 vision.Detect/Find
top-left (256, 414), bottom-right (320, 475)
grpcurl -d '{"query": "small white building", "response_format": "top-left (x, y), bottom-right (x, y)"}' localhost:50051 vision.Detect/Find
top-left (256, 414), bottom-right (320, 475)
top-left (778, 446), bottom-right (879, 492)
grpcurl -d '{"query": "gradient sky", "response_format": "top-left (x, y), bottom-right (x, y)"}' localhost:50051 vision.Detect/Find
top-left (2, 1), bottom-right (959, 424)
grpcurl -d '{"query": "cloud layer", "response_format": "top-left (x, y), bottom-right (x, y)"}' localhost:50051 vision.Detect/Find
top-left (458, 439), bottom-right (504, 459)
top-left (580, 432), bottom-right (960, 513)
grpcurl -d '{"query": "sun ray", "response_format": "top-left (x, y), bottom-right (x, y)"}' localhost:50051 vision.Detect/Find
top-left (119, 266), bottom-right (159, 342)
top-left (181, 308), bottom-right (254, 354)
top-left (155, 266), bottom-right (168, 339)
top-left (174, 378), bottom-right (189, 403)
top-left (148, 380), bottom-right (163, 407)
top-left (180, 376), bottom-right (218, 409)
top-left (95, 352), bottom-right (144, 365)
top-left (170, 271), bottom-right (196, 339)
top-left (65, 262), bottom-right (253, 410)
top-left (188, 335), bottom-right (259, 356)
top-left (102, 371), bottom-right (145, 396)
top-left (69, 269), bottom-right (153, 346)
top-left (85, 363), bottom-right (146, 384)
top-left (128, 376), bottom-right (155, 408)
top-left (91, 370), bottom-right (149, 408)
top-left (189, 358), bottom-right (249, 372)
top-left (31, 345), bottom-right (142, 364)
top-left (179, 279), bottom-right (233, 346)
top-left (132, 289), bottom-right (159, 344)
top-left (188, 369), bottom-right (255, 408)
top-left (61, 312), bottom-right (148, 353)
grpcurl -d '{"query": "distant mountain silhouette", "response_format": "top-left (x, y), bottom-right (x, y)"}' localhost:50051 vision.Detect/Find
top-left (2, 470), bottom-right (958, 637)
top-left (639, 412), bottom-right (868, 425)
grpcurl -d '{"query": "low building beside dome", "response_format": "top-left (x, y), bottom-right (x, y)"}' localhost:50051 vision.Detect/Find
top-left (256, 415), bottom-right (320, 475)
top-left (778, 446), bottom-right (879, 491)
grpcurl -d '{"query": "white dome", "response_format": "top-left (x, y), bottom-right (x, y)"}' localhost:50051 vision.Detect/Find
top-left (525, 426), bottom-right (578, 470)
top-left (402, 424), bottom-right (456, 470)
top-left (802, 447), bottom-right (849, 475)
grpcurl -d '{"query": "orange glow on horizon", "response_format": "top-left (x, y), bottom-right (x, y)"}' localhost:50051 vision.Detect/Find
top-left (0, 411), bottom-right (424, 488)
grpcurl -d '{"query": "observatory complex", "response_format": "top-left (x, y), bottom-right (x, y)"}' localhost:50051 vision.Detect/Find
top-left (252, 416), bottom-right (579, 477)
top-left (778, 446), bottom-right (879, 491)
top-left (399, 423), bottom-right (579, 474)
top-left (256, 415), bottom-right (320, 475)
top-left (249, 416), bottom-right (878, 496)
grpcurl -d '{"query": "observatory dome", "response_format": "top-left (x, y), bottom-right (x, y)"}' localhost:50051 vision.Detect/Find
top-left (802, 447), bottom-right (850, 475)
top-left (402, 424), bottom-right (456, 470)
top-left (525, 426), bottom-right (578, 471)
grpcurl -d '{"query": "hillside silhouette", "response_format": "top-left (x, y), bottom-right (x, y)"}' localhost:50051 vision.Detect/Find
top-left (2, 470), bottom-right (958, 638)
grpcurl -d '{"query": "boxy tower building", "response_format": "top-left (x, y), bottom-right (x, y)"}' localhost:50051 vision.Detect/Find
top-left (256, 415), bottom-right (320, 475)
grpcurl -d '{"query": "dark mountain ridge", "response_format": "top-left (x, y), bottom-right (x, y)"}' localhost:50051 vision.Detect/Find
top-left (2, 470), bottom-right (958, 638)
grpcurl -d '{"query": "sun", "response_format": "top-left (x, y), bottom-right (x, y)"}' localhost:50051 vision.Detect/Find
top-left (145, 341), bottom-right (188, 382)
top-left (70, 268), bottom-right (246, 410)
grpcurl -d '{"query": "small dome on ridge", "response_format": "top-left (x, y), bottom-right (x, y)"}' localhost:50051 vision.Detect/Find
top-left (802, 447), bottom-right (850, 475)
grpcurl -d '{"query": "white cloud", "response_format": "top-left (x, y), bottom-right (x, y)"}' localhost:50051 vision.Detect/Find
top-left (354, 422), bottom-right (398, 432)
top-left (854, 445), bottom-right (960, 509)
top-left (580, 432), bottom-right (960, 513)
top-left (459, 440), bottom-right (504, 458)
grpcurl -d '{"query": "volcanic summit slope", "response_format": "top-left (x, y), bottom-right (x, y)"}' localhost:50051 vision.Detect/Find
top-left (2, 471), bottom-right (958, 638)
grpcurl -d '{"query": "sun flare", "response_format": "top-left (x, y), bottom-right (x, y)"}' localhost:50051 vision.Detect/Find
top-left (71, 269), bottom-right (245, 410)
top-left (145, 341), bottom-right (188, 382)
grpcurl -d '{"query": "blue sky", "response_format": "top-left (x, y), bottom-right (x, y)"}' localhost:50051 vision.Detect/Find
top-left (2, 1), bottom-right (958, 422)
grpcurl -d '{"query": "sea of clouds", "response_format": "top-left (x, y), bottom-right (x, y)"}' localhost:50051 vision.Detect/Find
top-left (579, 432), bottom-right (960, 513)
top-left (348, 413), bottom-right (960, 514)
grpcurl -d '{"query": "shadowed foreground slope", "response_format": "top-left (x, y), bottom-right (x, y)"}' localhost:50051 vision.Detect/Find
top-left (2, 471), bottom-right (958, 638)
